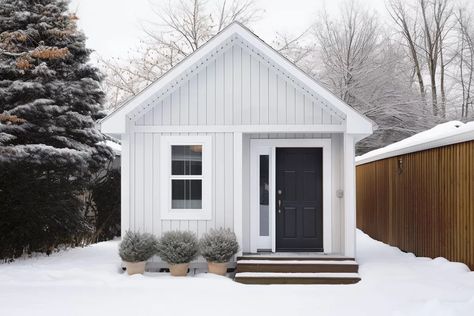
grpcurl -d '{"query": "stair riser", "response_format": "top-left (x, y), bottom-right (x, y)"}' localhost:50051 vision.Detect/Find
top-left (237, 256), bottom-right (355, 261)
top-left (237, 264), bottom-right (358, 273)
top-left (235, 277), bottom-right (361, 285)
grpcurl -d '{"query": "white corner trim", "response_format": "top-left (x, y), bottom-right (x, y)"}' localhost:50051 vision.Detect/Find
top-left (159, 135), bottom-right (212, 220)
top-left (233, 132), bottom-right (244, 256)
top-left (120, 132), bottom-right (130, 237)
top-left (343, 134), bottom-right (356, 257)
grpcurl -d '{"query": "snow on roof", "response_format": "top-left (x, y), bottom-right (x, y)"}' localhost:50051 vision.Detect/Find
top-left (103, 140), bottom-right (121, 155)
top-left (356, 120), bottom-right (474, 165)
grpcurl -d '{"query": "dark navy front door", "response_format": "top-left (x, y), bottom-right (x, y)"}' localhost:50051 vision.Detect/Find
top-left (276, 148), bottom-right (323, 252)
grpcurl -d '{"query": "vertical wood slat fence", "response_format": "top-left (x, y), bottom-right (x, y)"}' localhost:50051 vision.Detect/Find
top-left (356, 140), bottom-right (474, 270)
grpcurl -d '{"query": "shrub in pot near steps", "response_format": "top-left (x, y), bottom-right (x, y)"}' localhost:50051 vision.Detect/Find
top-left (157, 231), bottom-right (199, 276)
top-left (119, 231), bottom-right (158, 275)
top-left (199, 228), bottom-right (239, 276)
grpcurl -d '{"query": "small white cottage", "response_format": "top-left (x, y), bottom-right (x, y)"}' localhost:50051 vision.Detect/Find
top-left (101, 23), bottom-right (373, 272)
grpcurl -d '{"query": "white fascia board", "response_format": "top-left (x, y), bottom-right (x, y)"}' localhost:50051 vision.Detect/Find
top-left (100, 114), bottom-right (126, 134)
top-left (345, 116), bottom-right (374, 135)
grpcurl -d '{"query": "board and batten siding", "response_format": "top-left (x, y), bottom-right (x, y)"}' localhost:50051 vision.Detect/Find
top-left (127, 131), bottom-right (345, 255)
top-left (134, 44), bottom-right (343, 127)
top-left (128, 131), bottom-right (235, 237)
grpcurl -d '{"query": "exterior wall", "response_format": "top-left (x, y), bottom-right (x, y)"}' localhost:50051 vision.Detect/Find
top-left (126, 131), bottom-right (346, 259)
top-left (125, 43), bottom-right (350, 262)
top-left (356, 140), bottom-right (474, 269)
top-left (134, 45), bottom-right (343, 127)
top-left (127, 131), bottom-right (235, 233)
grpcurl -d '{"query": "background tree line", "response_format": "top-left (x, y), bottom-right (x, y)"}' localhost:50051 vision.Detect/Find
top-left (101, 0), bottom-right (474, 153)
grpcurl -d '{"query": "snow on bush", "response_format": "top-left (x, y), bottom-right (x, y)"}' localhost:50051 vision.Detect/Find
top-left (157, 231), bottom-right (198, 264)
top-left (199, 228), bottom-right (239, 263)
top-left (118, 231), bottom-right (157, 262)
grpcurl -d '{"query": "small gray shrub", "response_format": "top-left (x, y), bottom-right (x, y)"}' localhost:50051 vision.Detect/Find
top-left (119, 231), bottom-right (158, 262)
top-left (199, 228), bottom-right (239, 263)
top-left (157, 231), bottom-right (199, 264)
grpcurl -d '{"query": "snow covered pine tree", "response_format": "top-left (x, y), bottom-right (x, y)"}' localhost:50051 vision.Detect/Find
top-left (0, 0), bottom-right (113, 259)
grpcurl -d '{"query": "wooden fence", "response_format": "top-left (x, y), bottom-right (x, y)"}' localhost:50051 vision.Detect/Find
top-left (356, 140), bottom-right (474, 270)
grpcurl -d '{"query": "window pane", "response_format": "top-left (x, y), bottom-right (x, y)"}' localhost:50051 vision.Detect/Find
top-left (172, 179), bottom-right (202, 209)
top-left (171, 145), bottom-right (202, 175)
top-left (259, 155), bottom-right (269, 236)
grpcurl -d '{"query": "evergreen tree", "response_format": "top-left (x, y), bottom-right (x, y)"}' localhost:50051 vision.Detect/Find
top-left (0, 0), bottom-right (113, 259)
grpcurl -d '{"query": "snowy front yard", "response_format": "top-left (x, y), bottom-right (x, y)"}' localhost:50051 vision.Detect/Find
top-left (1, 231), bottom-right (473, 316)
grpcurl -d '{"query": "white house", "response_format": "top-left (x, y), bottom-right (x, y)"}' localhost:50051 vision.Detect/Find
top-left (101, 23), bottom-right (373, 267)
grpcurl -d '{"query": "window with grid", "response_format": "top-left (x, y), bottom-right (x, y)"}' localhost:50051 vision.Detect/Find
top-left (170, 145), bottom-right (203, 209)
top-left (160, 136), bottom-right (212, 220)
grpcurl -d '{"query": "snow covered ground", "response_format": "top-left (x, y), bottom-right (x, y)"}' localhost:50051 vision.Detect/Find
top-left (1, 230), bottom-right (473, 316)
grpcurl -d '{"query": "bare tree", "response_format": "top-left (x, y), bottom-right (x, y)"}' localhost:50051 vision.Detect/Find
top-left (273, 28), bottom-right (315, 65)
top-left (387, 0), bottom-right (427, 107)
top-left (314, 1), bottom-right (381, 106)
top-left (100, 0), bottom-right (261, 108)
top-left (387, 0), bottom-right (455, 117)
top-left (420, 0), bottom-right (454, 117)
top-left (455, 8), bottom-right (474, 117)
top-left (311, 0), bottom-right (434, 153)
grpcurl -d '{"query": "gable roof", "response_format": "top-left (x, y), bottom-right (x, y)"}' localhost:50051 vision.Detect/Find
top-left (101, 22), bottom-right (373, 135)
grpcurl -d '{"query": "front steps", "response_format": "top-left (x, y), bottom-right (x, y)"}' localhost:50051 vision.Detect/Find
top-left (234, 255), bottom-right (360, 285)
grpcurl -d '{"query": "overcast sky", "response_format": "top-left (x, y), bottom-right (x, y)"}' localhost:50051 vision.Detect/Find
top-left (69, 0), bottom-right (386, 61)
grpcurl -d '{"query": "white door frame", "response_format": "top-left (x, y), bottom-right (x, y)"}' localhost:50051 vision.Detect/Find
top-left (250, 138), bottom-right (332, 253)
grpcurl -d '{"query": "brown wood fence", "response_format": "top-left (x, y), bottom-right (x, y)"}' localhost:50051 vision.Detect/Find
top-left (356, 140), bottom-right (474, 270)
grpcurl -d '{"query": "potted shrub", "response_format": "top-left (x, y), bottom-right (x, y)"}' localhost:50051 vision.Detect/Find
top-left (157, 231), bottom-right (198, 276)
top-left (199, 228), bottom-right (239, 276)
top-left (119, 231), bottom-right (158, 275)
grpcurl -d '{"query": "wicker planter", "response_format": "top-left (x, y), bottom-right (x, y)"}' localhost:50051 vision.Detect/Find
top-left (125, 261), bottom-right (146, 275)
top-left (169, 263), bottom-right (189, 276)
top-left (208, 262), bottom-right (228, 276)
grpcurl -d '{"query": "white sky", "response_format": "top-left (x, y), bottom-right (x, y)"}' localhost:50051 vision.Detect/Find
top-left (69, 0), bottom-right (387, 60)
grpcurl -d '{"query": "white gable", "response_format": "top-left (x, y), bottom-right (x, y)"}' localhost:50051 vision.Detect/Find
top-left (101, 22), bottom-right (373, 135)
top-left (134, 44), bottom-right (343, 127)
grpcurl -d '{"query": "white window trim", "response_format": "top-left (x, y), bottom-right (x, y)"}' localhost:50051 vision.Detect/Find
top-left (160, 135), bottom-right (212, 220)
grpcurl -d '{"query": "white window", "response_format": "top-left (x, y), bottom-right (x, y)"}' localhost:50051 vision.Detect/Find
top-left (160, 136), bottom-right (212, 220)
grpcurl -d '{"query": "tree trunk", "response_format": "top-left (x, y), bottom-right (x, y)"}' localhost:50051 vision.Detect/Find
top-left (439, 44), bottom-right (446, 118)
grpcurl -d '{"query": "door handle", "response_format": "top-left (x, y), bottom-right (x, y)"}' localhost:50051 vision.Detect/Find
top-left (278, 199), bottom-right (282, 213)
